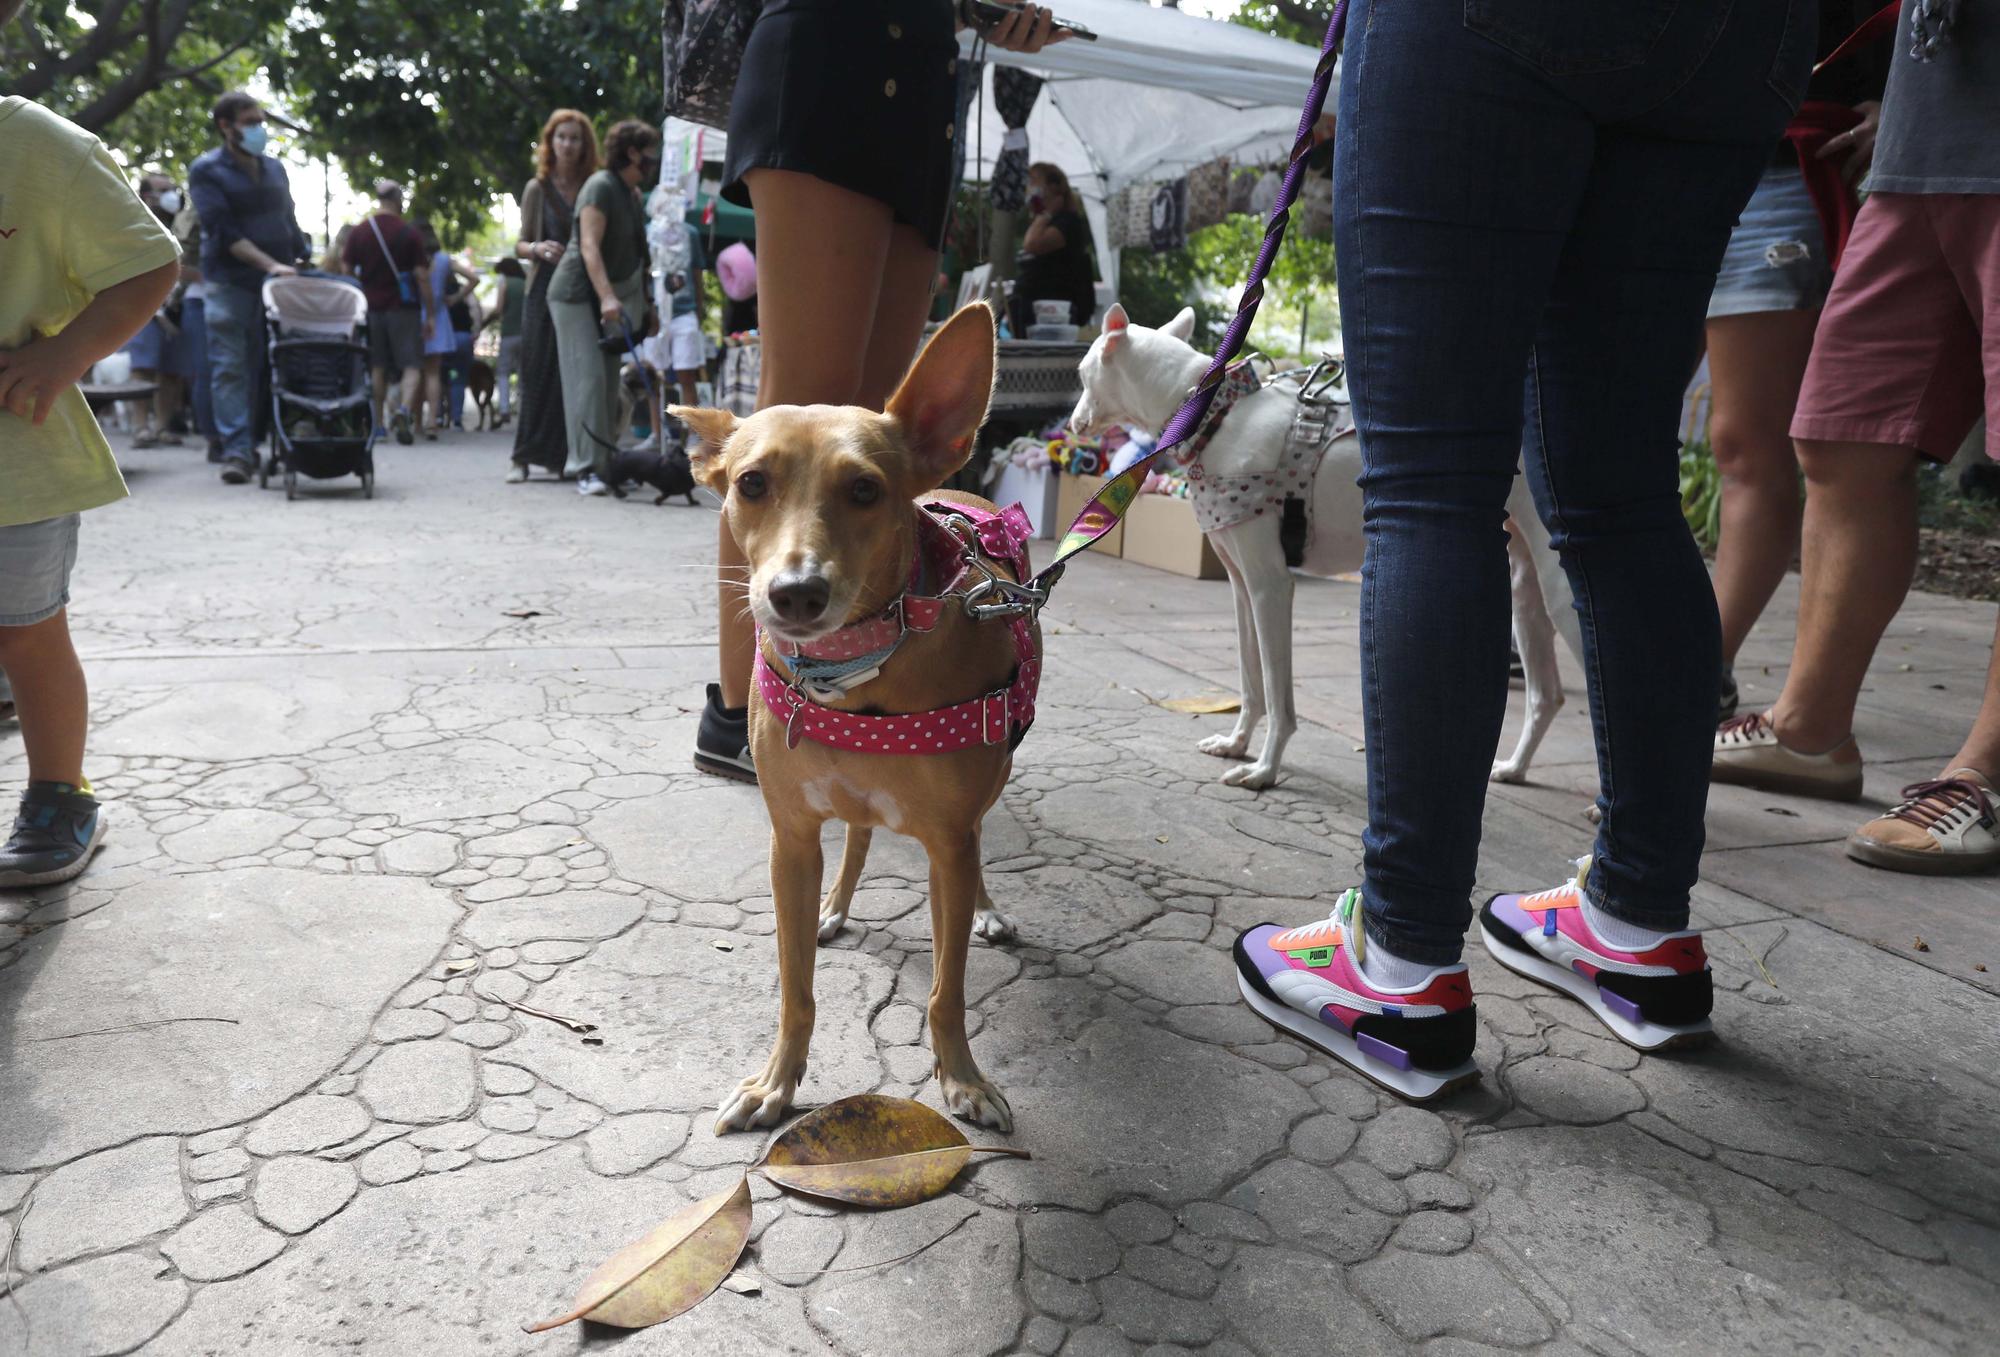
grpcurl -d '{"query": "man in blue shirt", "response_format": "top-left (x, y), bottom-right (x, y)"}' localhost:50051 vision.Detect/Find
top-left (188, 91), bottom-right (308, 484)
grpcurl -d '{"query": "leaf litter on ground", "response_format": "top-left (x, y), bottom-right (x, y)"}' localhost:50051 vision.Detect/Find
top-left (525, 1095), bottom-right (1025, 1334)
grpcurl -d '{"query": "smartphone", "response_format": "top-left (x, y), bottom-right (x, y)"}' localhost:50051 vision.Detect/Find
top-left (959, 0), bottom-right (1098, 42)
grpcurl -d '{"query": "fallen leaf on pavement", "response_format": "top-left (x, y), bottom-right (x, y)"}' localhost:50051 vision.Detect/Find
top-left (443, 959), bottom-right (479, 975)
top-left (1763, 807), bottom-right (1800, 818)
top-left (711, 939), bottom-right (734, 952)
top-left (523, 1176), bottom-right (751, 1333)
top-left (1914, 936), bottom-right (1931, 952)
top-left (719, 1272), bottom-right (761, 1295)
top-left (756, 1094), bottom-right (1029, 1208)
top-left (1154, 694), bottom-right (1241, 715)
top-left (503, 609), bottom-right (545, 619)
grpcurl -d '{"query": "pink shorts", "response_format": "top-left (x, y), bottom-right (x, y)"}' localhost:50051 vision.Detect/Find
top-left (1791, 192), bottom-right (2000, 463)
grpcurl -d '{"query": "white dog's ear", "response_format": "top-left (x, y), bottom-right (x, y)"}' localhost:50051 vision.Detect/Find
top-left (1160, 307), bottom-right (1197, 342)
top-left (887, 302), bottom-right (996, 492)
top-left (1100, 303), bottom-right (1129, 354)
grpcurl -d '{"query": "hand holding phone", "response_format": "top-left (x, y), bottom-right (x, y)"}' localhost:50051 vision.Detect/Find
top-left (959, 0), bottom-right (1097, 45)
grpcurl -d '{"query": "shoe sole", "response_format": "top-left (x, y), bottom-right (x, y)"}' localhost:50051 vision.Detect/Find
top-left (1478, 923), bottom-right (1715, 1052)
top-left (0, 811), bottom-right (108, 889)
top-left (1236, 972), bottom-right (1480, 1103)
top-left (1845, 834), bottom-right (2000, 876)
top-left (693, 751), bottom-right (758, 785)
top-left (1710, 760), bottom-right (1863, 803)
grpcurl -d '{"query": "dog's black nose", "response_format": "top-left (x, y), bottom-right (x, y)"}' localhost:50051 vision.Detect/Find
top-left (767, 572), bottom-right (831, 625)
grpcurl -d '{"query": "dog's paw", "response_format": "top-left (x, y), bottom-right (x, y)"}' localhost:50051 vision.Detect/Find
top-left (816, 908), bottom-right (849, 944)
top-left (713, 1074), bottom-right (798, 1133)
top-left (1222, 762), bottom-right (1278, 791)
top-left (940, 1073), bottom-right (1013, 1133)
top-left (1488, 760), bottom-right (1528, 784)
top-left (1199, 732), bottom-right (1251, 759)
top-left (973, 907), bottom-right (1016, 943)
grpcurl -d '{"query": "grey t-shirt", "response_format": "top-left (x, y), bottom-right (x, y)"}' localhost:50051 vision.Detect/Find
top-left (1870, 1), bottom-right (2000, 193)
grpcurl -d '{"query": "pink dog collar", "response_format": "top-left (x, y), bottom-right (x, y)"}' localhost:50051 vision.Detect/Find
top-left (755, 502), bottom-right (1041, 755)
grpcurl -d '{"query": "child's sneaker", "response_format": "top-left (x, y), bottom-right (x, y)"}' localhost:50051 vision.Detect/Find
top-left (1846, 769), bottom-right (2000, 875)
top-left (0, 783), bottom-right (108, 888)
top-left (1479, 857), bottom-right (1713, 1050)
top-left (1234, 889), bottom-right (1479, 1102)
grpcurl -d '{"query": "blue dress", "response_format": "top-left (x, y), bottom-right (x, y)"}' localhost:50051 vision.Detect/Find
top-left (424, 253), bottom-right (457, 357)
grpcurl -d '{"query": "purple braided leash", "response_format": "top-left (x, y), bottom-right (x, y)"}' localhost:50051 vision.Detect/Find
top-left (1033, 0), bottom-right (1349, 586)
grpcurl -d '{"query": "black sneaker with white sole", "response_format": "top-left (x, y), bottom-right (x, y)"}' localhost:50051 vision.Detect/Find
top-left (695, 683), bottom-right (756, 783)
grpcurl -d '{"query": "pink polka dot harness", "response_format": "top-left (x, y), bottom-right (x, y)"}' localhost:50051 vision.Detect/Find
top-left (754, 501), bottom-right (1040, 755)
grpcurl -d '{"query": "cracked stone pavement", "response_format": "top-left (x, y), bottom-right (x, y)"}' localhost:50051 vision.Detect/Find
top-left (2, 430), bottom-right (1997, 1356)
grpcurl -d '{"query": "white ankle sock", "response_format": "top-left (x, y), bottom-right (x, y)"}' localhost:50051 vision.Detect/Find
top-left (1357, 922), bottom-right (1442, 991)
top-left (1580, 895), bottom-right (1676, 951)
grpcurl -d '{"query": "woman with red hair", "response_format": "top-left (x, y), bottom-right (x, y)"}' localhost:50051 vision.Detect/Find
top-left (508, 109), bottom-right (600, 481)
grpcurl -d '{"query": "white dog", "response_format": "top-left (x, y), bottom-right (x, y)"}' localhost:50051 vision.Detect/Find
top-left (1070, 305), bottom-right (1581, 790)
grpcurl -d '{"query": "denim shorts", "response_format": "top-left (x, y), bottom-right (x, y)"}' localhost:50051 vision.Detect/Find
top-left (0, 514), bottom-right (81, 627)
top-left (1707, 165), bottom-right (1833, 319)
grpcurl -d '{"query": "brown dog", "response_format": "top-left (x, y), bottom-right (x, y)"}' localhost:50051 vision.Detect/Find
top-left (674, 305), bottom-right (1033, 1133)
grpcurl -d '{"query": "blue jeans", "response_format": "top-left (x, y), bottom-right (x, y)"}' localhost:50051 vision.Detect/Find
top-left (205, 283), bottom-right (266, 464)
top-left (180, 296), bottom-right (218, 447)
top-left (1337, 0), bottom-right (1812, 963)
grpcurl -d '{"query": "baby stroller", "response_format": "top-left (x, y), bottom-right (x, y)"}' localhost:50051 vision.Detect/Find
top-left (259, 274), bottom-right (375, 499)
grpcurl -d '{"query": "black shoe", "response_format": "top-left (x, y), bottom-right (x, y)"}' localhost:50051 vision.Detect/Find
top-left (220, 459), bottom-right (252, 485)
top-left (695, 683), bottom-right (756, 783)
top-left (1718, 669), bottom-right (1739, 722)
top-left (206, 441), bottom-right (226, 464)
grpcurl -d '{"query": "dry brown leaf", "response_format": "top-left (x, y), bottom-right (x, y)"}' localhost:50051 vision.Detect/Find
top-left (756, 1094), bottom-right (1029, 1208)
top-left (1155, 694), bottom-right (1242, 715)
top-left (522, 1176), bottom-right (751, 1333)
top-left (1914, 936), bottom-right (1931, 953)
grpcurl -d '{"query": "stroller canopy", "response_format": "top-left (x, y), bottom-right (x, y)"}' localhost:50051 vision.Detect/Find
top-left (262, 275), bottom-right (367, 337)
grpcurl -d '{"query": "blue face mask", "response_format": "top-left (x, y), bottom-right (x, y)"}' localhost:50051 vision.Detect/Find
top-left (238, 123), bottom-right (269, 155)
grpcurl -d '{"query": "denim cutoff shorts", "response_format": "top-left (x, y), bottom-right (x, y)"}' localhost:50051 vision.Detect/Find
top-left (1707, 165), bottom-right (1833, 319)
top-left (0, 514), bottom-right (82, 627)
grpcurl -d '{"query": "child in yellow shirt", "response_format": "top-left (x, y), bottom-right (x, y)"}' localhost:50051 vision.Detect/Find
top-left (0, 69), bottom-right (181, 885)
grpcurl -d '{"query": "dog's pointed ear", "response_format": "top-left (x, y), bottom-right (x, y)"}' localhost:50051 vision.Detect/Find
top-left (886, 302), bottom-right (995, 492)
top-left (1160, 306), bottom-right (1197, 343)
top-left (1100, 303), bottom-right (1130, 354)
top-left (670, 406), bottom-right (737, 491)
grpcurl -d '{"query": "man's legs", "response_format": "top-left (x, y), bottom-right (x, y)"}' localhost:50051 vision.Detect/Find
top-left (205, 284), bottom-right (262, 475)
top-left (1769, 439), bottom-right (1921, 752)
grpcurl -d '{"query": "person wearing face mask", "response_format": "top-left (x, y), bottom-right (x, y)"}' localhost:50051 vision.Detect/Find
top-left (187, 90), bottom-right (310, 485)
top-left (118, 173), bottom-right (193, 449)
top-left (547, 119), bottom-right (659, 497)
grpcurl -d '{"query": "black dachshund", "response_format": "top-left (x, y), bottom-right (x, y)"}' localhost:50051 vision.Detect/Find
top-left (607, 446), bottom-right (699, 505)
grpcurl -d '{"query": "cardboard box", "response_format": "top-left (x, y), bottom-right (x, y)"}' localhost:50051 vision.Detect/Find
top-left (989, 461), bottom-right (1061, 539)
top-left (1120, 492), bottom-right (1226, 580)
top-left (1052, 473), bottom-right (1124, 556)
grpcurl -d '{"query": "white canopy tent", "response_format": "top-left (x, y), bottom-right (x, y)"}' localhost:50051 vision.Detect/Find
top-left (960, 0), bottom-right (1328, 287)
top-left (663, 2), bottom-right (1329, 288)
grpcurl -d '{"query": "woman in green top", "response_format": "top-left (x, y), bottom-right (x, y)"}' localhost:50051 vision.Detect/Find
top-left (548, 118), bottom-right (659, 493)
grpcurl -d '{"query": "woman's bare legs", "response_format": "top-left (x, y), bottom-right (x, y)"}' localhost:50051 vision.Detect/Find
top-left (858, 223), bottom-right (944, 410)
top-left (1705, 308), bottom-right (1818, 668)
top-left (717, 170), bottom-right (911, 706)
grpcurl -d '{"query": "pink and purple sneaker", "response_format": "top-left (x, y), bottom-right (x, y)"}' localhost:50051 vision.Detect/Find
top-left (1234, 890), bottom-right (1480, 1102)
top-left (1478, 858), bottom-right (1713, 1050)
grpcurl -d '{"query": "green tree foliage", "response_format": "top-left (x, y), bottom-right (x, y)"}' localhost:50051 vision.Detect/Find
top-left (4, 0), bottom-right (663, 236)
top-left (270, 0), bottom-right (662, 239)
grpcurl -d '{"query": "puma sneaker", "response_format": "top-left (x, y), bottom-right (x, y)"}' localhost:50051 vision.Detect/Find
top-left (1479, 857), bottom-right (1713, 1050)
top-left (1234, 889), bottom-right (1479, 1102)
top-left (1847, 770), bottom-right (1999, 875)
top-left (1712, 712), bottom-right (1863, 801)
